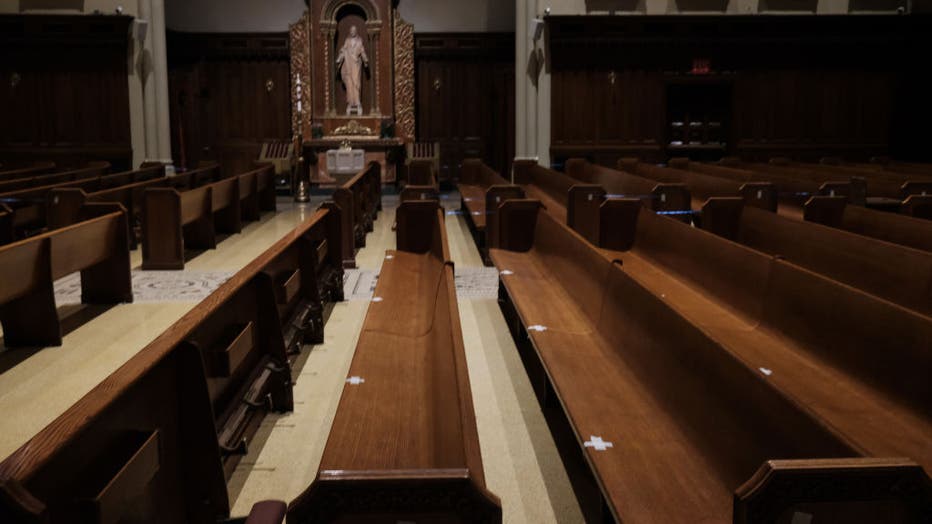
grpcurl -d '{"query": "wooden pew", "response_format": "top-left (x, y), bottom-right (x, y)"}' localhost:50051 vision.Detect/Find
top-left (701, 197), bottom-right (932, 317)
top-left (806, 158), bottom-right (932, 199)
top-left (0, 340), bottom-right (289, 524)
top-left (47, 163), bottom-right (223, 248)
top-left (331, 162), bottom-right (381, 268)
top-left (0, 206), bottom-right (131, 347)
top-left (491, 201), bottom-right (931, 522)
top-left (867, 157), bottom-right (932, 177)
top-left (456, 159), bottom-right (525, 253)
top-left (599, 201), bottom-right (932, 466)
top-left (671, 157), bottom-right (864, 210)
top-left (237, 164), bottom-right (277, 220)
top-left (140, 165), bottom-right (271, 270)
top-left (512, 158), bottom-right (588, 225)
top-left (263, 203), bottom-right (346, 357)
top-left (288, 200), bottom-right (501, 523)
top-left (0, 164), bottom-right (167, 242)
top-left (0, 161), bottom-right (56, 181)
top-left (0, 162), bottom-right (110, 193)
top-left (0, 208), bottom-right (344, 523)
top-left (406, 158), bottom-right (438, 187)
top-left (618, 158), bottom-right (778, 215)
top-left (564, 158), bottom-right (691, 243)
top-left (805, 196), bottom-right (932, 253)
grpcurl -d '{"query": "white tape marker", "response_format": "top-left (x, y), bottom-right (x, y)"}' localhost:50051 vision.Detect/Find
top-left (528, 325), bottom-right (548, 332)
top-left (759, 367), bottom-right (773, 376)
top-left (346, 376), bottom-right (365, 385)
top-left (500, 270), bottom-right (514, 276)
top-left (372, 297), bottom-right (383, 303)
top-left (584, 436), bottom-right (614, 451)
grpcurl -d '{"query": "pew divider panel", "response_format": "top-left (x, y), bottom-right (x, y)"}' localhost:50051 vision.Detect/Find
top-left (0, 208), bottom-right (132, 347)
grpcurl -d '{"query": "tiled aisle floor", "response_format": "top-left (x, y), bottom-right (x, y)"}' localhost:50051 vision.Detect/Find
top-left (0, 194), bottom-right (584, 523)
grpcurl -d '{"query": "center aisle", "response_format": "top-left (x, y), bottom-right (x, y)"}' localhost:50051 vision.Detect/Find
top-left (230, 194), bottom-right (585, 523)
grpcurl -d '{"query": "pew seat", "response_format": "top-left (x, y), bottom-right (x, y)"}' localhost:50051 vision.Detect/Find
top-left (490, 202), bottom-right (931, 522)
top-left (288, 200), bottom-right (500, 523)
top-left (598, 202), bottom-right (932, 471)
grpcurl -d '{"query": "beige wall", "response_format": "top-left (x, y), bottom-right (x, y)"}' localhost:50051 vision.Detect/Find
top-left (4, 0), bottom-right (139, 15)
top-left (537, 0), bottom-right (899, 14)
top-left (163, 0), bottom-right (515, 33)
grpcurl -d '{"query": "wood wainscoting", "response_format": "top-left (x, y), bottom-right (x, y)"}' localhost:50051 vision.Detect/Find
top-left (415, 33), bottom-right (515, 183)
top-left (0, 15), bottom-right (133, 170)
top-left (168, 32), bottom-right (292, 177)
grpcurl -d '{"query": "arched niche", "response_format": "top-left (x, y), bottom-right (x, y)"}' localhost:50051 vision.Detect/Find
top-left (321, 0), bottom-right (380, 22)
top-left (332, 4), bottom-right (373, 114)
top-left (318, 0), bottom-right (384, 117)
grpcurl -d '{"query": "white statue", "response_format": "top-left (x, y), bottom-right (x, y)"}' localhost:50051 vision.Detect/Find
top-left (336, 25), bottom-right (369, 116)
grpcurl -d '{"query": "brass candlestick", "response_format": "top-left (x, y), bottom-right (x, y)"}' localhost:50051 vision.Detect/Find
top-left (293, 107), bottom-right (310, 203)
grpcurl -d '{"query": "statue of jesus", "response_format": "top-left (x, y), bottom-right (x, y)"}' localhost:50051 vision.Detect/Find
top-left (336, 25), bottom-right (369, 116)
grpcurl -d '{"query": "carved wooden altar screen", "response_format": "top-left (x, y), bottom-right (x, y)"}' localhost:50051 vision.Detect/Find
top-left (291, 0), bottom-right (414, 184)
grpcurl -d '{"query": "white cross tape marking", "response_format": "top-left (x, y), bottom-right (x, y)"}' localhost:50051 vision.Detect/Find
top-left (346, 376), bottom-right (365, 385)
top-left (372, 296), bottom-right (383, 303)
top-left (584, 436), bottom-right (613, 451)
top-left (385, 255), bottom-right (394, 260)
top-left (500, 270), bottom-right (514, 276)
top-left (759, 367), bottom-right (773, 376)
top-left (528, 325), bottom-right (548, 332)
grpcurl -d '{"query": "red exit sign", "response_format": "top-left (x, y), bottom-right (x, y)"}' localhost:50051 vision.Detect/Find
top-left (691, 58), bottom-right (711, 75)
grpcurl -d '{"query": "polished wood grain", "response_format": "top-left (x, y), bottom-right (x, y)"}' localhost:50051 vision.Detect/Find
top-left (288, 200), bottom-right (501, 523)
top-left (0, 207), bottom-right (343, 524)
top-left (167, 32), bottom-right (291, 174)
top-left (490, 202), bottom-right (932, 522)
top-left (0, 15), bottom-right (133, 169)
top-left (457, 159), bottom-right (523, 256)
top-left (331, 162), bottom-right (381, 268)
top-left (565, 158), bottom-right (691, 244)
top-left (0, 209), bottom-right (131, 348)
top-left (804, 196), bottom-right (932, 254)
top-left (415, 33), bottom-right (515, 182)
top-left (141, 164), bottom-right (275, 270)
top-left (0, 164), bottom-right (166, 243)
top-left (701, 198), bottom-right (932, 317)
top-left (619, 159), bottom-right (778, 214)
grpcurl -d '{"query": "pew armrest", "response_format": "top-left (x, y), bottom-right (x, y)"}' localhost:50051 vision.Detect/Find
top-left (733, 458), bottom-right (932, 524)
top-left (244, 500), bottom-right (287, 524)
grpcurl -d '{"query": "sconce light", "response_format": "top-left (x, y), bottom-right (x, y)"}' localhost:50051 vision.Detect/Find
top-left (266, 79), bottom-right (275, 93)
top-left (433, 78), bottom-right (442, 92)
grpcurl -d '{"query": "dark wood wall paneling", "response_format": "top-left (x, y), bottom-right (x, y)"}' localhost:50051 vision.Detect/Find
top-left (547, 15), bottom-right (932, 166)
top-left (168, 32), bottom-right (291, 176)
top-left (415, 33), bottom-right (515, 181)
top-left (0, 15), bottom-right (133, 170)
